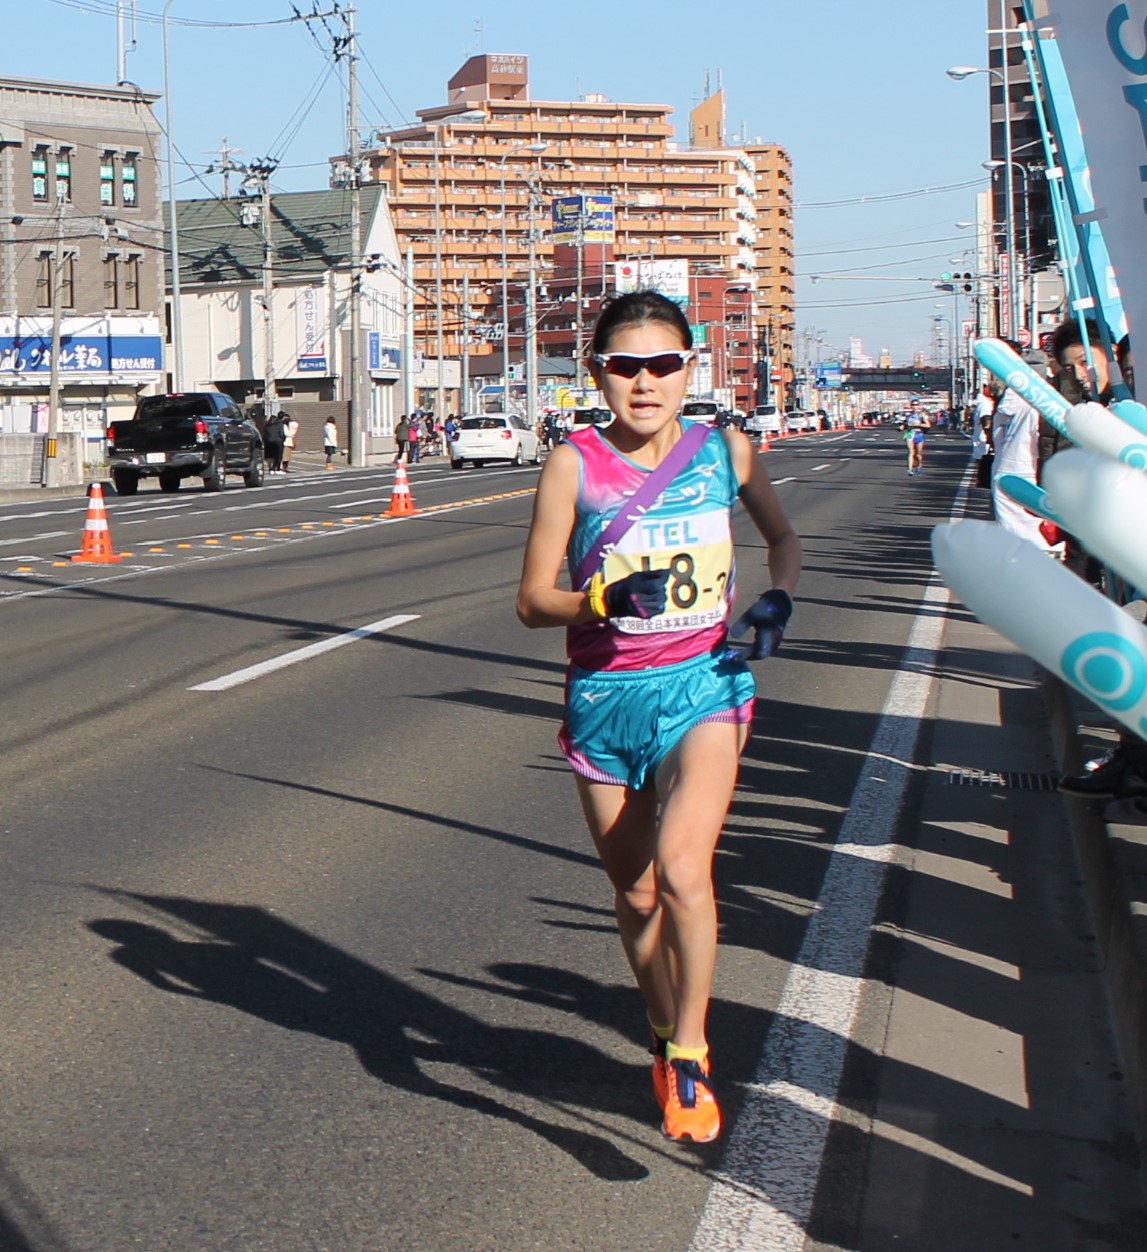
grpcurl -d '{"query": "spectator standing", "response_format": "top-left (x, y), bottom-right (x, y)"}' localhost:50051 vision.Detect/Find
top-left (323, 417), bottom-right (339, 469)
top-left (282, 413), bottom-right (299, 472)
top-left (394, 415), bottom-right (410, 463)
top-left (409, 414), bottom-right (421, 463)
top-left (263, 410), bottom-right (285, 474)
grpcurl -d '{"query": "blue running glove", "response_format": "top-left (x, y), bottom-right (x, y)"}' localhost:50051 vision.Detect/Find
top-left (604, 568), bottom-right (671, 619)
top-left (728, 589), bottom-right (793, 660)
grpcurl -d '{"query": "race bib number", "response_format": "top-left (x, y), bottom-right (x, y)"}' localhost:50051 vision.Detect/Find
top-left (601, 507), bottom-right (733, 633)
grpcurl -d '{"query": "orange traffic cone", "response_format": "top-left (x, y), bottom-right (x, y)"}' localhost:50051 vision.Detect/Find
top-left (384, 460), bottom-right (417, 517)
top-left (71, 482), bottom-right (122, 563)
top-left (760, 429), bottom-right (772, 452)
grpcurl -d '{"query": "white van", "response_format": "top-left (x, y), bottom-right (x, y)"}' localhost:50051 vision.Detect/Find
top-left (681, 400), bottom-right (721, 423)
top-left (746, 404), bottom-right (782, 436)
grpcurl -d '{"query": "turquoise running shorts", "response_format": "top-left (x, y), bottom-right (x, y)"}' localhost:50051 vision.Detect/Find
top-left (558, 647), bottom-right (756, 791)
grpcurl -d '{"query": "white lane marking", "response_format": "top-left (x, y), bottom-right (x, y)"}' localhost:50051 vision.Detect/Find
top-left (689, 468), bottom-right (972, 1252)
top-left (771, 477), bottom-right (796, 486)
top-left (0, 530), bottom-right (67, 547)
top-left (111, 501), bottom-right (195, 514)
top-left (0, 508), bottom-right (81, 520)
top-left (121, 513), bottom-right (194, 526)
top-left (189, 614), bottom-right (420, 692)
top-left (810, 464), bottom-right (831, 472)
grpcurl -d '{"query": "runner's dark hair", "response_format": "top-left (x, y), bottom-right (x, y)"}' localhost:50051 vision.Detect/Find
top-left (588, 290), bottom-right (692, 355)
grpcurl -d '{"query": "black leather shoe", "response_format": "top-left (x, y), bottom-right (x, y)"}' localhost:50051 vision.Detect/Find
top-left (1059, 746), bottom-right (1147, 798)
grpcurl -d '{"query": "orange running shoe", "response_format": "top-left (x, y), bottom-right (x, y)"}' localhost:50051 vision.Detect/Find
top-left (661, 1056), bottom-right (721, 1143)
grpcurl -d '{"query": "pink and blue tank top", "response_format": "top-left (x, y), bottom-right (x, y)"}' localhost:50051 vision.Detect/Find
top-left (565, 421), bottom-right (740, 672)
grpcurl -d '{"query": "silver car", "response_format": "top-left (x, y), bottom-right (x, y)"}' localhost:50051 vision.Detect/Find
top-left (450, 412), bottom-right (542, 469)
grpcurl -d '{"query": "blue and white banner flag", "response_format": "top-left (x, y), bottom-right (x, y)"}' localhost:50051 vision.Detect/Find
top-left (1043, 2), bottom-right (1147, 353)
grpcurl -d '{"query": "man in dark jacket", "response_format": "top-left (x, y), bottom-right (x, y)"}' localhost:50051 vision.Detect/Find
top-left (394, 415), bottom-right (411, 464)
top-left (263, 411), bottom-right (285, 473)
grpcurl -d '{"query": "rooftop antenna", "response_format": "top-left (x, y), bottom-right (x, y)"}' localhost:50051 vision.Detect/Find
top-left (473, 17), bottom-right (483, 51)
top-left (116, 0), bottom-right (138, 85)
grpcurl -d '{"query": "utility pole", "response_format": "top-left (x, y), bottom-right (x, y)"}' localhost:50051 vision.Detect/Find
top-left (574, 214), bottom-right (585, 392)
top-left (206, 138), bottom-right (245, 200)
top-left (43, 199), bottom-right (67, 488)
top-left (344, 4), bottom-right (364, 465)
top-left (525, 176), bottom-right (541, 434)
top-left (245, 157), bottom-right (279, 418)
top-left (116, 0), bottom-right (137, 84)
top-left (162, 0), bottom-right (184, 391)
top-left (433, 125), bottom-right (445, 425)
top-left (403, 245), bottom-right (415, 417)
top-left (461, 272), bottom-right (470, 415)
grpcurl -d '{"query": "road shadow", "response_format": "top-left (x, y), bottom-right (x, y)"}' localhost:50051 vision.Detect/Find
top-left (85, 890), bottom-right (652, 1184)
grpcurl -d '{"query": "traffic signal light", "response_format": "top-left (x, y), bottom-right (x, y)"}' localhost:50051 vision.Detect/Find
top-left (959, 272), bottom-right (974, 293)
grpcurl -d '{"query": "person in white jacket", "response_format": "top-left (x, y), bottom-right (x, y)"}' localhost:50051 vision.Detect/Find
top-left (991, 352), bottom-right (1063, 556)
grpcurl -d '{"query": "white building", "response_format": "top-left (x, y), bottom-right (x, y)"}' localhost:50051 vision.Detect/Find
top-left (170, 186), bottom-right (405, 460)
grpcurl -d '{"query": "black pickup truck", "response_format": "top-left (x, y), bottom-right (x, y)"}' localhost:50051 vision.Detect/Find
top-left (106, 392), bottom-right (265, 495)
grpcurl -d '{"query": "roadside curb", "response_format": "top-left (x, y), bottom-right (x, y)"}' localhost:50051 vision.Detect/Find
top-left (1043, 669), bottom-right (1147, 1178)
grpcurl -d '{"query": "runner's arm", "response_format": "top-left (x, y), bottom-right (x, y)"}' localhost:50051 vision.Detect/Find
top-left (517, 444), bottom-right (600, 628)
top-left (724, 429), bottom-right (802, 597)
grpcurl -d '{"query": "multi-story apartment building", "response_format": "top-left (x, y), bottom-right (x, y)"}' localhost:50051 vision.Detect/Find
top-left (985, 1), bottom-right (1057, 341)
top-left (0, 74), bottom-right (165, 454)
top-left (363, 54), bottom-right (794, 413)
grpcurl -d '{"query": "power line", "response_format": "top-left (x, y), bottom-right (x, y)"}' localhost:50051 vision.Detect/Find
top-left (799, 232), bottom-right (974, 259)
top-left (796, 177), bottom-right (988, 210)
top-left (45, 0), bottom-right (305, 29)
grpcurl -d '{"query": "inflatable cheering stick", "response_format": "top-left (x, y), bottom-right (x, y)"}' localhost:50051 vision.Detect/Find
top-left (974, 338), bottom-right (1071, 436)
top-left (1062, 401), bottom-right (1147, 470)
top-left (1042, 448), bottom-right (1147, 594)
top-left (932, 519), bottom-right (1147, 743)
top-left (994, 474), bottom-right (1066, 528)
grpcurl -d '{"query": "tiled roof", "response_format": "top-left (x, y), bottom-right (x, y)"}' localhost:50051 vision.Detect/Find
top-left (167, 186), bottom-right (383, 287)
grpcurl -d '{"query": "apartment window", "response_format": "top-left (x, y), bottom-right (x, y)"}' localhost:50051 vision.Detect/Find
top-left (32, 146), bottom-right (49, 202)
top-left (55, 150), bottom-right (72, 203)
top-left (60, 252), bottom-right (74, 306)
top-left (35, 251), bottom-right (74, 307)
top-left (35, 253), bottom-right (52, 307)
top-left (123, 254), bottom-right (140, 309)
top-left (122, 153), bottom-right (138, 207)
top-left (100, 152), bottom-right (116, 206)
top-left (103, 254), bottom-right (120, 308)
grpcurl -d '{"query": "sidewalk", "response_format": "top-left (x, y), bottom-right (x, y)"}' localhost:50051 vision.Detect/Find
top-left (837, 602), bottom-right (1147, 1249)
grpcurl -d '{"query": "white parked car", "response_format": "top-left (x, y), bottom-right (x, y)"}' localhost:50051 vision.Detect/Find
top-left (745, 404), bottom-right (781, 436)
top-left (450, 412), bottom-right (541, 469)
top-left (785, 410), bottom-right (814, 433)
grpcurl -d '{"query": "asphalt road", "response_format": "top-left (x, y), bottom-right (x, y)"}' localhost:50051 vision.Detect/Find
top-left (0, 429), bottom-right (1136, 1251)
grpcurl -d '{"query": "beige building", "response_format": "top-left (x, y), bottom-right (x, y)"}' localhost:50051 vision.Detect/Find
top-left (0, 75), bottom-right (165, 458)
top-left (170, 187), bottom-right (408, 458)
top-left (363, 55), bottom-right (794, 411)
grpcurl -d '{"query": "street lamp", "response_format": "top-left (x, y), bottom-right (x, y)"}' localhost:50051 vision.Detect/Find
top-left (947, 62), bottom-right (1020, 338)
top-left (499, 142), bottom-right (549, 410)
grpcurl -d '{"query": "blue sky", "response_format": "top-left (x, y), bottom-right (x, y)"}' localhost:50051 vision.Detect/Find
top-left (22, 0), bottom-right (992, 362)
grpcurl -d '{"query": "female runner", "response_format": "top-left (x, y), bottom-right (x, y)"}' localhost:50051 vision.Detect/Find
top-left (517, 291), bottom-right (802, 1143)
